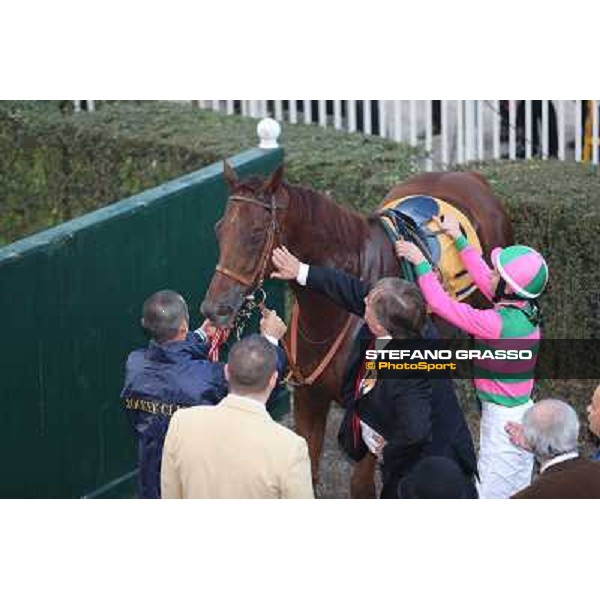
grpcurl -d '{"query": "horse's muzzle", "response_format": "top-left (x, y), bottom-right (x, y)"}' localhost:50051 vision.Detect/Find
top-left (200, 300), bottom-right (236, 328)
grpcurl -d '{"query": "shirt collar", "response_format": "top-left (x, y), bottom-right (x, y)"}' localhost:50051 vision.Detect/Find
top-left (227, 393), bottom-right (267, 412)
top-left (540, 451), bottom-right (579, 473)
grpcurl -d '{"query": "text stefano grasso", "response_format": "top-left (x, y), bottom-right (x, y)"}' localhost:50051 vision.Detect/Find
top-left (364, 349), bottom-right (534, 361)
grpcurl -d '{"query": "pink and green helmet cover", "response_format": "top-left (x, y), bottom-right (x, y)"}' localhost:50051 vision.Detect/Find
top-left (491, 245), bottom-right (548, 299)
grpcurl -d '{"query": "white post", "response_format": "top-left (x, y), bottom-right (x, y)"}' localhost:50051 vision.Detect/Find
top-left (241, 101), bottom-right (249, 116)
top-left (409, 100), bottom-right (417, 146)
top-left (558, 100), bottom-right (565, 161)
top-left (441, 100), bottom-right (449, 168)
top-left (477, 99), bottom-right (484, 161)
top-left (465, 100), bottom-right (475, 162)
top-left (525, 100), bottom-right (532, 159)
top-left (542, 100), bottom-right (549, 159)
top-left (257, 118), bottom-right (281, 149)
top-left (88, 100), bottom-right (95, 112)
top-left (289, 100), bottom-right (298, 124)
top-left (492, 100), bottom-right (500, 160)
top-left (593, 99), bottom-right (599, 165)
top-left (274, 100), bottom-right (283, 121)
top-left (333, 100), bottom-right (342, 130)
top-left (348, 101), bottom-right (357, 133)
top-left (363, 100), bottom-right (372, 135)
top-left (73, 101), bottom-right (81, 113)
top-left (226, 100), bottom-right (235, 115)
top-left (378, 100), bottom-right (386, 138)
top-left (318, 100), bottom-right (327, 127)
top-left (509, 100), bottom-right (517, 160)
top-left (392, 100), bottom-right (402, 142)
top-left (425, 100), bottom-right (433, 171)
top-left (457, 100), bottom-right (464, 164)
top-left (199, 100), bottom-right (209, 109)
top-left (575, 100), bottom-right (582, 162)
top-left (303, 100), bottom-right (312, 124)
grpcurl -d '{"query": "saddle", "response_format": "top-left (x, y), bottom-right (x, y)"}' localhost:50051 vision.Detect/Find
top-left (378, 194), bottom-right (483, 301)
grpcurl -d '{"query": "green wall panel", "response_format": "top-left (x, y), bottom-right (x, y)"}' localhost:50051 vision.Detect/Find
top-left (0, 148), bottom-right (284, 498)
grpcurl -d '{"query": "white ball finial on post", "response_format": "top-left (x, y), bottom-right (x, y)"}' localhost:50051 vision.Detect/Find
top-left (257, 118), bottom-right (281, 149)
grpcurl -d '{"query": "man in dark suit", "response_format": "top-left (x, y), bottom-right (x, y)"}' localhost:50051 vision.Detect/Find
top-left (271, 246), bottom-right (478, 498)
top-left (512, 399), bottom-right (600, 499)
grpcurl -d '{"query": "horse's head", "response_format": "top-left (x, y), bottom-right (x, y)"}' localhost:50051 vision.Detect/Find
top-left (201, 161), bottom-right (288, 328)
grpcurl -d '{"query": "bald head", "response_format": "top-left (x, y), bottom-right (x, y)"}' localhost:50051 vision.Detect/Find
top-left (522, 399), bottom-right (579, 463)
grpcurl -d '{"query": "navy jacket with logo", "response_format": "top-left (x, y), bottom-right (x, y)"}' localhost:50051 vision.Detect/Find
top-left (121, 332), bottom-right (227, 499)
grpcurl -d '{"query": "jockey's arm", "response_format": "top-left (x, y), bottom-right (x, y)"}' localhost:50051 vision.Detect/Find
top-left (415, 260), bottom-right (502, 339)
top-left (454, 235), bottom-right (495, 302)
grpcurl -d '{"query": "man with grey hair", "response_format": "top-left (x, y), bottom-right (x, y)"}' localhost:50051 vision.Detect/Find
top-left (122, 290), bottom-right (286, 499)
top-left (161, 335), bottom-right (314, 499)
top-left (512, 399), bottom-right (600, 499)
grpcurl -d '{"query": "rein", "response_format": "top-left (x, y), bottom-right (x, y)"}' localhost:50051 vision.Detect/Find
top-left (282, 302), bottom-right (354, 387)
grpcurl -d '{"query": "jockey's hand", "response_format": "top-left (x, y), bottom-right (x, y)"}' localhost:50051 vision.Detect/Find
top-left (260, 307), bottom-right (287, 341)
top-left (433, 214), bottom-right (462, 240)
top-left (271, 246), bottom-right (301, 280)
top-left (505, 421), bottom-right (532, 452)
top-left (395, 240), bottom-right (426, 265)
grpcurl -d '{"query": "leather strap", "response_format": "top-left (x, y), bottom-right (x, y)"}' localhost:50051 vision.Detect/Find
top-left (283, 301), bottom-right (354, 386)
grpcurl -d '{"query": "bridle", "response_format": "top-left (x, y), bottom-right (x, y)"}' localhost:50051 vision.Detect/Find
top-left (210, 188), bottom-right (352, 386)
top-left (215, 192), bottom-right (287, 291)
top-left (212, 191), bottom-right (287, 343)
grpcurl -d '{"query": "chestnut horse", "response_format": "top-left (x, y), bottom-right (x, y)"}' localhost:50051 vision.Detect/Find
top-left (201, 162), bottom-right (513, 498)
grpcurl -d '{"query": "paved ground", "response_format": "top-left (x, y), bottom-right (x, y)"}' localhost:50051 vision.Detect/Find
top-left (281, 400), bottom-right (381, 499)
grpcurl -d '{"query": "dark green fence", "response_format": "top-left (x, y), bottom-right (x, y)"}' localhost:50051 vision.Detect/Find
top-left (0, 147), bottom-right (284, 498)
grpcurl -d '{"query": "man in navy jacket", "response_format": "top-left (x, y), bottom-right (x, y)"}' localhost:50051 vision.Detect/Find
top-left (121, 290), bottom-right (286, 499)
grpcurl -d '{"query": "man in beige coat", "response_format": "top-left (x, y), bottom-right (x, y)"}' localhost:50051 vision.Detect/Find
top-left (161, 334), bottom-right (314, 499)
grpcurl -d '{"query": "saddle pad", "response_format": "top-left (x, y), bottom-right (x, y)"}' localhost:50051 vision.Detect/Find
top-left (381, 195), bottom-right (483, 301)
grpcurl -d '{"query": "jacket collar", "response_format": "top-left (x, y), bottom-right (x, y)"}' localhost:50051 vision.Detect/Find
top-left (222, 394), bottom-right (270, 417)
top-left (540, 452), bottom-right (580, 473)
top-left (146, 332), bottom-right (209, 364)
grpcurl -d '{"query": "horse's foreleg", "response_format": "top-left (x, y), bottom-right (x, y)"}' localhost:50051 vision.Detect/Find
top-left (293, 386), bottom-right (331, 490)
top-left (350, 453), bottom-right (378, 499)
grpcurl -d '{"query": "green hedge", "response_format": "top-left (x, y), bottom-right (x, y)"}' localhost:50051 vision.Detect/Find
top-left (0, 101), bottom-right (421, 245)
top-left (2, 101), bottom-right (598, 417)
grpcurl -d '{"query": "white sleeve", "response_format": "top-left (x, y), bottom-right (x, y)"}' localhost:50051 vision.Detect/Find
top-left (263, 334), bottom-right (279, 346)
top-left (296, 263), bottom-right (310, 286)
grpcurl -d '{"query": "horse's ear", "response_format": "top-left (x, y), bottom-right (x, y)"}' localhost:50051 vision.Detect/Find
top-left (223, 161), bottom-right (238, 189)
top-left (262, 164), bottom-right (284, 195)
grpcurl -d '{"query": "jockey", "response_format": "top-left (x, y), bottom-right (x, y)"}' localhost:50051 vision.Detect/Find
top-left (395, 214), bottom-right (549, 499)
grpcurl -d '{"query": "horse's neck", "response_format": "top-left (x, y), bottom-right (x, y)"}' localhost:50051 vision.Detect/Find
top-left (283, 188), bottom-right (398, 316)
top-left (284, 188), bottom-right (366, 273)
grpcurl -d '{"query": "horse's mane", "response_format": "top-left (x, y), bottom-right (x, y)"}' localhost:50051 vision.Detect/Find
top-left (235, 177), bottom-right (370, 254)
top-left (284, 182), bottom-right (370, 253)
